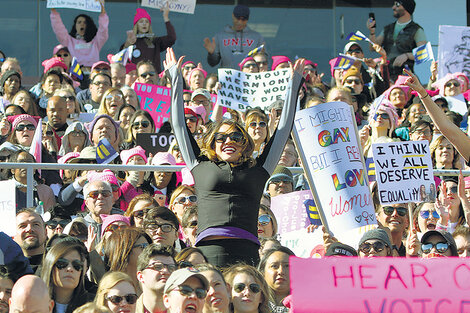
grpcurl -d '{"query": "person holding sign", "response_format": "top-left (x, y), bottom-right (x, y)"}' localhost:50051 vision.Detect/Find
top-left (165, 47), bottom-right (304, 267)
top-left (50, 0), bottom-right (108, 68)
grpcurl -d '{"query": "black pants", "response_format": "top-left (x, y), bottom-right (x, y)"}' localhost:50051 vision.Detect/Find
top-left (197, 239), bottom-right (260, 268)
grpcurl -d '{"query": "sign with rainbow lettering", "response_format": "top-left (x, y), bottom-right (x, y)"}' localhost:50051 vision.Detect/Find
top-left (292, 101), bottom-right (376, 246)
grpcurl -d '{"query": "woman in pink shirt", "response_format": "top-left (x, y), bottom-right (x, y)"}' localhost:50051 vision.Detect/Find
top-left (50, 0), bottom-right (108, 68)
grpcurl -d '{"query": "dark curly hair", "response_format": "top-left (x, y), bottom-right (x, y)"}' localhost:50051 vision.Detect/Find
top-left (69, 14), bottom-right (98, 43)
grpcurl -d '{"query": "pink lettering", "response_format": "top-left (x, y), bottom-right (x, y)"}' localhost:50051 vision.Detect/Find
top-left (231, 38), bottom-right (240, 46)
top-left (411, 264), bottom-right (432, 288)
top-left (384, 266), bottom-right (408, 289)
top-left (359, 265), bottom-right (377, 289)
top-left (332, 266), bottom-right (354, 287)
top-left (329, 193), bottom-right (372, 217)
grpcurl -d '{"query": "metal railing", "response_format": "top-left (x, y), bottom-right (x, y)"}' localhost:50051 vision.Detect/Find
top-left (0, 162), bottom-right (464, 208)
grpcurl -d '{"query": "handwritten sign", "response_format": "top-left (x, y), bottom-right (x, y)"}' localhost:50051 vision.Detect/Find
top-left (134, 83), bottom-right (171, 131)
top-left (270, 190), bottom-right (312, 235)
top-left (280, 228), bottom-right (324, 258)
top-left (47, 0), bottom-right (101, 12)
top-left (0, 180), bottom-right (16, 236)
top-left (136, 133), bottom-right (175, 156)
top-left (291, 257), bottom-right (470, 313)
top-left (292, 101), bottom-right (376, 247)
top-left (141, 0), bottom-right (196, 14)
top-left (372, 141), bottom-right (435, 204)
top-left (216, 68), bottom-right (290, 111)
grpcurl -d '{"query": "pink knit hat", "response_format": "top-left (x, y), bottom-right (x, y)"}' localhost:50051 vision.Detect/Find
top-left (184, 105), bottom-right (207, 123)
top-left (188, 68), bottom-right (208, 83)
top-left (182, 61), bottom-right (196, 68)
top-left (100, 214), bottom-right (130, 237)
top-left (383, 85), bottom-right (411, 102)
top-left (42, 57), bottom-right (68, 73)
top-left (432, 73), bottom-right (463, 96)
top-left (239, 57), bottom-right (256, 70)
top-left (120, 146), bottom-right (148, 165)
top-left (368, 100), bottom-right (399, 137)
top-left (271, 56), bottom-right (291, 71)
top-left (58, 152), bottom-right (80, 179)
top-left (53, 44), bottom-right (69, 56)
top-left (152, 152), bottom-right (176, 166)
top-left (134, 8), bottom-right (151, 26)
top-left (304, 59), bottom-right (318, 68)
top-left (465, 176), bottom-right (470, 189)
top-left (12, 114), bottom-right (38, 130)
top-left (87, 169), bottom-right (120, 187)
top-left (125, 62), bottom-right (137, 74)
top-left (393, 75), bottom-right (410, 86)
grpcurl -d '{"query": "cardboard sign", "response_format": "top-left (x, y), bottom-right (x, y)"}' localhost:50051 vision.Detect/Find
top-left (0, 180), bottom-right (16, 236)
top-left (141, 0), bottom-right (196, 14)
top-left (292, 102), bottom-right (376, 247)
top-left (47, 0), bottom-right (101, 12)
top-left (136, 133), bottom-right (175, 156)
top-left (372, 141), bottom-right (435, 204)
top-left (291, 257), bottom-right (470, 313)
top-left (280, 228), bottom-right (325, 258)
top-left (216, 68), bottom-right (290, 111)
top-left (134, 83), bottom-right (171, 131)
top-left (270, 190), bottom-right (312, 235)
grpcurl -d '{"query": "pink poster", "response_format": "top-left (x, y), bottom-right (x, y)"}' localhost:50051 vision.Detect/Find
top-left (134, 83), bottom-right (171, 131)
top-left (290, 257), bottom-right (470, 313)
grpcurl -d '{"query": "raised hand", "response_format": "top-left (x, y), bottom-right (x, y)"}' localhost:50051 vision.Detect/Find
top-left (163, 47), bottom-right (184, 72)
top-left (291, 58), bottom-right (306, 78)
top-left (403, 68), bottom-right (426, 95)
top-left (203, 37), bottom-right (216, 54)
top-left (126, 30), bottom-right (137, 46)
top-left (162, 1), bottom-right (170, 22)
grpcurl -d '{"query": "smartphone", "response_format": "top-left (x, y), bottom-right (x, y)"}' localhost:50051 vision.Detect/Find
top-left (369, 12), bottom-right (376, 28)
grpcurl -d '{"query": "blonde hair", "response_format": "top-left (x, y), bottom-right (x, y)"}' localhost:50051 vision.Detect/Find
top-left (97, 88), bottom-right (125, 116)
top-left (11, 90), bottom-right (39, 116)
top-left (244, 109), bottom-right (270, 144)
top-left (73, 303), bottom-right (111, 313)
top-left (54, 86), bottom-right (80, 114)
top-left (94, 272), bottom-right (137, 307)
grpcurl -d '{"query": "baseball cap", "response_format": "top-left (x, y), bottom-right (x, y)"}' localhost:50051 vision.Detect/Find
top-left (191, 88), bottom-right (211, 101)
top-left (164, 268), bottom-right (209, 294)
top-left (233, 5), bottom-right (250, 19)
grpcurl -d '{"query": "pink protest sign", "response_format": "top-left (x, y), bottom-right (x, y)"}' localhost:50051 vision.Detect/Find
top-left (270, 190), bottom-right (312, 235)
top-left (134, 83), bottom-right (171, 131)
top-left (290, 257), bottom-right (470, 313)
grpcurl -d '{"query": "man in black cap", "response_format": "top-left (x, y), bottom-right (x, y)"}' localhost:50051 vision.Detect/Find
top-left (367, 0), bottom-right (427, 80)
top-left (203, 5), bottom-right (264, 69)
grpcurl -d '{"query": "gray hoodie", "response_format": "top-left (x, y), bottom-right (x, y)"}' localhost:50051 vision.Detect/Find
top-left (208, 25), bottom-right (264, 69)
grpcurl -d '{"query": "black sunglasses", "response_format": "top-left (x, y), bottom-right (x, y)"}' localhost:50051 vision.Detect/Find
top-left (249, 121), bottom-right (267, 128)
top-left (62, 95), bottom-right (76, 102)
top-left (374, 112), bottom-right (390, 120)
top-left (140, 71), bottom-right (156, 78)
top-left (106, 294), bottom-right (138, 305)
top-left (55, 258), bottom-right (84, 271)
top-left (382, 206), bottom-right (407, 217)
top-left (46, 220), bottom-right (69, 229)
top-left (214, 131), bottom-right (245, 144)
top-left (16, 124), bottom-right (35, 131)
top-left (173, 285), bottom-right (207, 299)
top-left (186, 116), bottom-right (198, 123)
top-left (132, 121), bottom-right (150, 128)
top-left (234, 283), bottom-right (261, 294)
top-left (133, 208), bottom-right (149, 219)
top-left (56, 53), bottom-right (70, 58)
top-left (421, 242), bottom-right (449, 254)
top-left (359, 241), bottom-right (388, 254)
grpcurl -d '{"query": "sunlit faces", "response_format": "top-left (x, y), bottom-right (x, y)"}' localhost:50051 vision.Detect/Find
top-left (231, 273), bottom-right (262, 313)
top-left (257, 210), bottom-right (273, 239)
top-left (444, 79), bottom-right (462, 97)
top-left (408, 103), bottom-right (426, 124)
top-left (190, 70), bottom-right (205, 90)
top-left (253, 55), bottom-right (268, 72)
top-left (392, 1), bottom-right (406, 19)
top-left (125, 70), bottom-right (138, 88)
top-left (42, 74), bottom-right (61, 96)
top-left (372, 110), bottom-right (391, 130)
top-left (75, 16), bottom-right (87, 36)
top-left (200, 270), bottom-right (230, 313)
top-left (47, 97), bottom-right (68, 129)
top-left (118, 107), bottom-right (135, 131)
top-left (91, 75), bottom-right (112, 101)
top-left (13, 90), bottom-right (33, 113)
top-left (358, 239), bottom-right (390, 257)
top-left (327, 89), bottom-right (352, 105)
top-left (56, 91), bottom-right (77, 115)
top-left (55, 49), bottom-right (72, 68)
top-left (122, 89), bottom-right (139, 108)
top-left (137, 255), bottom-right (176, 293)
top-left (417, 203), bottom-right (439, 232)
top-left (278, 143), bottom-right (297, 167)
top-left (377, 203), bottom-right (409, 234)
top-left (170, 190), bottom-right (197, 222)
top-left (454, 233), bottom-right (470, 257)
top-left (435, 138), bottom-right (455, 167)
top-left (105, 91), bottom-right (124, 116)
top-left (137, 18), bottom-right (150, 34)
top-left (410, 124), bottom-right (432, 142)
top-left (105, 281), bottom-right (137, 313)
top-left (4, 75), bottom-right (20, 95)
top-left (343, 75), bottom-right (363, 94)
top-left (247, 117), bottom-right (267, 145)
top-left (131, 199), bottom-right (153, 228)
top-left (14, 210), bottom-right (47, 253)
top-left (145, 217), bottom-right (177, 247)
top-left (421, 234), bottom-right (452, 258)
top-left (137, 64), bottom-right (157, 85)
top-left (0, 276), bottom-right (13, 313)
top-left (389, 88), bottom-right (407, 108)
top-left (131, 115), bottom-right (152, 139)
top-left (440, 180), bottom-right (461, 209)
top-left (92, 118), bottom-right (117, 145)
top-left (111, 67), bottom-right (126, 89)
top-left (52, 250), bottom-right (83, 292)
top-left (242, 61), bottom-right (259, 74)
top-left (164, 276), bottom-right (206, 313)
top-left (214, 124), bottom-right (246, 163)
top-left (263, 251), bottom-right (290, 297)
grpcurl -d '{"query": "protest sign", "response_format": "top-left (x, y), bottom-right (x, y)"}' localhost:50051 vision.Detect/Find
top-left (270, 190), bottom-right (312, 235)
top-left (438, 25), bottom-right (470, 78)
top-left (372, 141), bottom-right (434, 204)
top-left (291, 257), bottom-right (470, 313)
top-left (216, 68), bottom-right (290, 111)
top-left (47, 0), bottom-right (101, 12)
top-left (0, 180), bottom-right (16, 236)
top-left (280, 228), bottom-right (324, 258)
top-left (292, 101), bottom-right (376, 247)
top-left (134, 83), bottom-right (171, 131)
top-left (141, 0), bottom-right (196, 14)
top-left (136, 133), bottom-right (175, 156)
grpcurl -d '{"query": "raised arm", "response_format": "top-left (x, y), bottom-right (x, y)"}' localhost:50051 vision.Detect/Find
top-left (165, 48), bottom-right (200, 170)
top-left (261, 59), bottom-right (305, 174)
top-left (94, 0), bottom-right (109, 50)
top-left (404, 69), bottom-right (470, 162)
top-left (50, 9), bottom-right (72, 46)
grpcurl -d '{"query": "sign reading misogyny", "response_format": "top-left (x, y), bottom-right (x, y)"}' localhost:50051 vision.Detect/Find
top-left (216, 68), bottom-right (290, 111)
top-left (292, 101), bottom-right (376, 246)
top-left (141, 0), bottom-right (197, 14)
top-left (372, 141), bottom-right (435, 204)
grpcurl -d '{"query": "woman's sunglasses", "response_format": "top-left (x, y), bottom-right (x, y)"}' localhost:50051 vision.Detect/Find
top-left (374, 113), bottom-right (390, 120)
top-left (175, 195), bottom-right (197, 204)
top-left (132, 121), bottom-right (150, 128)
top-left (173, 285), bottom-right (207, 299)
top-left (104, 223), bottom-right (128, 233)
top-left (214, 131), bottom-right (245, 144)
top-left (419, 210), bottom-right (440, 219)
top-left (16, 124), bottom-right (35, 132)
top-left (258, 214), bottom-right (271, 225)
top-left (421, 242), bottom-right (449, 254)
top-left (249, 121), bottom-right (267, 128)
top-left (359, 241), bottom-right (388, 254)
top-left (233, 283), bottom-right (261, 294)
top-left (106, 294), bottom-right (138, 305)
top-left (55, 258), bottom-right (84, 271)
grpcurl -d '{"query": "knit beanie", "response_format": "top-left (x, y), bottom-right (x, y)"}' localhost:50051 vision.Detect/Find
top-left (134, 8), bottom-right (152, 26)
top-left (265, 166), bottom-right (294, 192)
top-left (341, 66), bottom-right (363, 85)
top-left (358, 228), bottom-right (392, 248)
top-left (120, 145), bottom-right (147, 165)
top-left (42, 57), bottom-right (68, 73)
top-left (399, 0), bottom-right (416, 15)
top-left (0, 70), bottom-right (21, 91)
top-left (85, 114), bottom-right (120, 143)
top-left (271, 56), bottom-right (291, 71)
top-left (100, 214), bottom-right (130, 237)
top-left (87, 169), bottom-right (119, 187)
top-left (12, 114), bottom-right (38, 130)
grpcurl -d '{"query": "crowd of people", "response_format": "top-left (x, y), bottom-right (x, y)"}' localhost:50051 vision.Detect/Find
top-left (2, 0), bottom-right (470, 312)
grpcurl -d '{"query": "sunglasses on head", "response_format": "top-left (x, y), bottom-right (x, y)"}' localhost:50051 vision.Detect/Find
top-left (420, 210), bottom-right (440, 219)
top-left (87, 190), bottom-right (112, 199)
top-left (445, 81), bottom-right (460, 88)
top-left (140, 71), bottom-right (156, 78)
top-left (132, 120), bottom-right (150, 128)
top-left (382, 206), bottom-right (407, 217)
top-left (374, 112), bottom-right (390, 120)
top-left (16, 124), bottom-right (35, 132)
top-left (214, 131), bottom-right (245, 144)
top-left (421, 242), bottom-right (449, 254)
top-left (175, 195), bottom-right (197, 204)
top-left (145, 262), bottom-right (177, 272)
top-left (249, 121), bottom-right (267, 128)
top-left (104, 223), bottom-right (128, 233)
top-left (46, 220), bottom-right (69, 229)
top-left (106, 294), bottom-right (138, 305)
top-left (173, 285), bottom-right (207, 299)
top-left (145, 223), bottom-right (175, 233)
top-left (359, 241), bottom-right (388, 254)
top-left (258, 214), bottom-right (271, 225)
top-left (234, 283), bottom-right (261, 294)
top-left (55, 258), bottom-right (84, 271)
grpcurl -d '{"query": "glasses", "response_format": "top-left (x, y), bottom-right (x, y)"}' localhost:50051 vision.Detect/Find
top-left (420, 210), bottom-right (440, 219)
top-left (347, 49), bottom-right (362, 54)
top-left (145, 223), bottom-right (175, 233)
top-left (394, 1), bottom-right (402, 7)
top-left (132, 121), bottom-right (150, 128)
top-left (106, 294), bottom-right (138, 305)
top-left (448, 186), bottom-right (458, 194)
top-left (256, 61), bottom-right (268, 66)
top-left (46, 220), bottom-right (69, 229)
top-left (383, 206), bottom-right (407, 217)
top-left (186, 116), bottom-right (198, 123)
top-left (16, 124), bottom-right (35, 132)
top-left (412, 128), bottom-right (431, 136)
top-left (270, 178), bottom-right (291, 185)
top-left (243, 63), bottom-right (258, 69)
top-left (55, 258), bottom-right (84, 271)
top-left (258, 214), bottom-right (271, 225)
top-left (44, 130), bottom-right (54, 137)
top-left (421, 242), bottom-right (449, 254)
top-left (70, 130), bottom-right (85, 137)
top-left (191, 99), bottom-right (210, 105)
top-left (186, 220), bottom-right (197, 228)
top-left (233, 283), bottom-right (261, 294)
top-left (56, 53), bottom-right (70, 58)
top-left (445, 81), bottom-right (460, 88)
top-left (133, 209), bottom-right (149, 219)
top-left (249, 121), bottom-right (267, 128)
top-left (359, 241), bottom-right (388, 254)
top-left (140, 71), bottom-right (156, 78)
top-left (214, 131), bottom-right (245, 144)
top-left (62, 95), bottom-right (75, 102)
top-left (374, 112), bottom-right (390, 120)
top-left (87, 190), bottom-right (112, 199)
top-left (145, 262), bottom-right (177, 272)
top-left (175, 195), bottom-right (197, 204)
top-left (104, 223), bottom-right (128, 233)
top-left (92, 81), bottom-right (111, 87)
top-left (133, 242), bottom-right (149, 250)
top-left (172, 285), bottom-right (207, 299)
top-left (183, 65), bottom-right (196, 71)
top-left (345, 78), bottom-right (361, 85)
top-left (183, 99), bottom-right (191, 104)
top-left (105, 94), bottom-right (123, 101)
top-left (178, 261), bottom-right (193, 269)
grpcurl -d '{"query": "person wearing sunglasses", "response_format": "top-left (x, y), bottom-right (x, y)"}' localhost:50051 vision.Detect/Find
top-left (420, 229), bottom-right (458, 258)
top-left (374, 202), bottom-right (409, 256)
top-left (195, 263), bottom-right (231, 313)
top-left (239, 57), bottom-right (260, 74)
top-left (100, 214), bottom-right (131, 240)
top-left (163, 267), bottom-right (209, 313)
top-left (41, 241), bottom-right (92, 313)
top-left (45, 218), bottom-right (71, 239)
top-left (244, 108), bottom-right (269, 158)
top-left (224, 264), bottom-right (269, 313)
top-left (96, 271), bottom-right (138, 313)
top-left (82, 181), bottom-right (114, 243)
top-left (413, 202), bottom-right (447, 234)
top-left (357, 228), bottom-right (393, 257)
top-left (98, 88), bottom-right (125, 117)
top-left (166, 47), bottom-right (304, 267)
top-left (125, 194), bottom-right (158, 228)
top-left (184, 107), bottom-right (204, 135)
top-left (181, 207), bottom-right (198, 247)
top-left (169, 185), bottom-right (197, 223)
top-left (257, 205), bottom-right (278, 239)
top-left (122, 110), bottom-right (155, 150)
top-left (135, 61), bottom-right (158, 86)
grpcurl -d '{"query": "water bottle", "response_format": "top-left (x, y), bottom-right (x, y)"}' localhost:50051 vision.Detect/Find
top-left (36, 201), bottom-right (44, 216)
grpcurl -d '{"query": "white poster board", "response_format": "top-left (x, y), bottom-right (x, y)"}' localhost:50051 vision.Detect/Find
top-left (292, 102), bottom-right (377, 247)
top-left (438, 25), bottom-right (470, 78)
top-left (372, 141), bottom-right (435, 204)
top-left (270, 190), bottom-right (312, 235)
top-left (0, 180), bottom-right (16, 236)
top-left (141, 0), bottom-right (196, 14)
top-left (216, 68), bottom-right (290, 111)
top-left (47, 0), bottom-right (101, 12)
